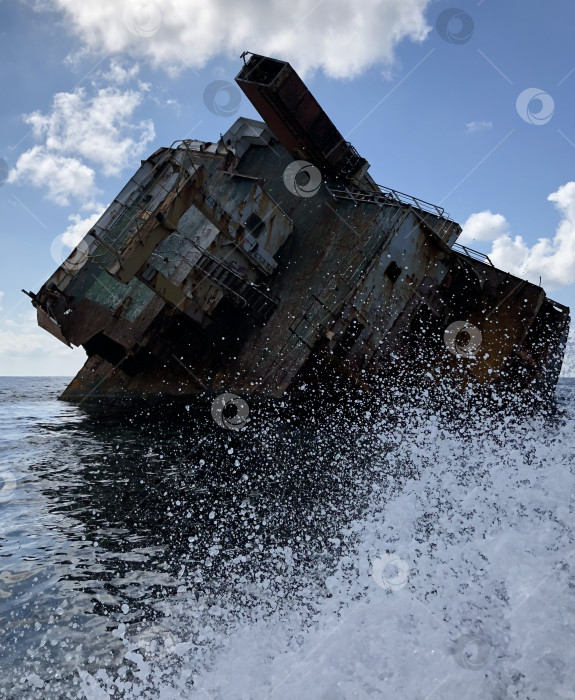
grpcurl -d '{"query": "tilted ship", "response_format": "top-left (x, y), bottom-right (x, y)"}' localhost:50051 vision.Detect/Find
top-left (26, 53), bottom-right (570, 405)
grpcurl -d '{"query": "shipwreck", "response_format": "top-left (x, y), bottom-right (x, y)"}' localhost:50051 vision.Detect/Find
top-left (25, 53), bottom-right (570, 405)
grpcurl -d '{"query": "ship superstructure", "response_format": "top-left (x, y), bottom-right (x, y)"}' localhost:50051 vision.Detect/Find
top-left (27, 53), bottom-right (570, 403)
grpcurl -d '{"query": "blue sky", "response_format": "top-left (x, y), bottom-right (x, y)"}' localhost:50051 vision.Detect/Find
top-left (1, 0), bottom-right (575, 375)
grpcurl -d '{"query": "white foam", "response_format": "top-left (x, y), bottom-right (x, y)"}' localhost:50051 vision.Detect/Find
top-left (87, 406), bottom-right (575, 699)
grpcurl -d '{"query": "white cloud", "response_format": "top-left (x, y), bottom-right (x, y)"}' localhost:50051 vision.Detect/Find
top-left (9, 83), bottom-right (155, 205)
top-left (48, 209), bottom-right (106, 269)
top-left (102, 58), bottom-right (141, 84)
top-left (23, 86), bottom-right (155, 176)
top-left (39, 0), bottom-right (432, 78)
top-left (465, 121), bottom-right (493, 133)
top-left (62, 211), bottom-right (105, 248)
top-left (460, 182), bottom-right (575, 290)
top-left (0, 310), bottom-right (86, 376)
top-left (459, 210), bottom-right (509, 244)
top-left (8, 145), bottom-right (98, 206)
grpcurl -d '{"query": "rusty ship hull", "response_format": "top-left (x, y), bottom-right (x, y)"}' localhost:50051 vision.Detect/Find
top-left (27, 53), bottom-right (570, 405)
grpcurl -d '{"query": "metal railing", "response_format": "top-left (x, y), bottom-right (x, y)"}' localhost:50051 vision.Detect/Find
top-left (452, 243), bottom-right (494, 267)
top-left (375, 184), bottom-right (446, 218)
top-left (194, 254), bottom-right (279, 322)
top-left (328, 182), bottom-right (447, 219)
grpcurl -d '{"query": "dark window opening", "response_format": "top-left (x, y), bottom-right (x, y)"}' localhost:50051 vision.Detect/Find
top-left (238, 56), bottom-right (286, 85)
top-left (334, 318), bottom-right (365, 359)
top-left (84, 332), bottom-right (128, 366)
top-left (385, 261), bottom-right (402, 284)
top-left (244, 213), bottom-right (265, 237)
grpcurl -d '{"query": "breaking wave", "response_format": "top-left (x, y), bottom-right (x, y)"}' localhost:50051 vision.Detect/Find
top-left (83, 388), bottom-right (575, 699)
top-left (1, 378), bottom-right (574, 699)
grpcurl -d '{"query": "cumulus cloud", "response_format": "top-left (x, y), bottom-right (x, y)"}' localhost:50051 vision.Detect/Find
top-left (465, 121), bottom-right (493, 133)
top-left (102, 58), bottom-right (141, 84)
top-left (61, 211), bottom-right (104, 248)
top-left (460, 182), bottom-right (575, 290)
top-left (458, 210), bottom-right (509, 244)
top-left (38, 0), bottom-right (432, 78)
top-left (9, 83), bottom-right (155, 205)
top-left (0, 311), bottom-right (86, 375)
top-left (47, 209), bottom-right (105, 270)
top-left (8, 145), bottom-right (98, 207)
top-left (23, 86), bottom-right (154, 176)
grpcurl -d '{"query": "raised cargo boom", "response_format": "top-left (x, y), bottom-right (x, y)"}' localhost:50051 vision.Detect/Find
top-left (26, 53), bottom-right (570, 404)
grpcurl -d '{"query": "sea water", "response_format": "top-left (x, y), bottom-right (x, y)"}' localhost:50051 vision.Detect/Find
top-left (0, 376), bottom-right (574, 699)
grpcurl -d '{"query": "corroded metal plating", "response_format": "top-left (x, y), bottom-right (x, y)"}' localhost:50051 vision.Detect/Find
top-left (27, 54), bottom-right (570, 403)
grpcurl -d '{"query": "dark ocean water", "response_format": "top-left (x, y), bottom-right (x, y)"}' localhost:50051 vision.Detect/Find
top-left (1, 376), bottom-right (574, 699)
top-left (0, 377), bottom-right (386, 698)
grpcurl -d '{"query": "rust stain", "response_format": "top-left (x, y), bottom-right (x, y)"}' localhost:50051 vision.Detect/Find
top-left (25, 53), bottom-right (570, 404)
